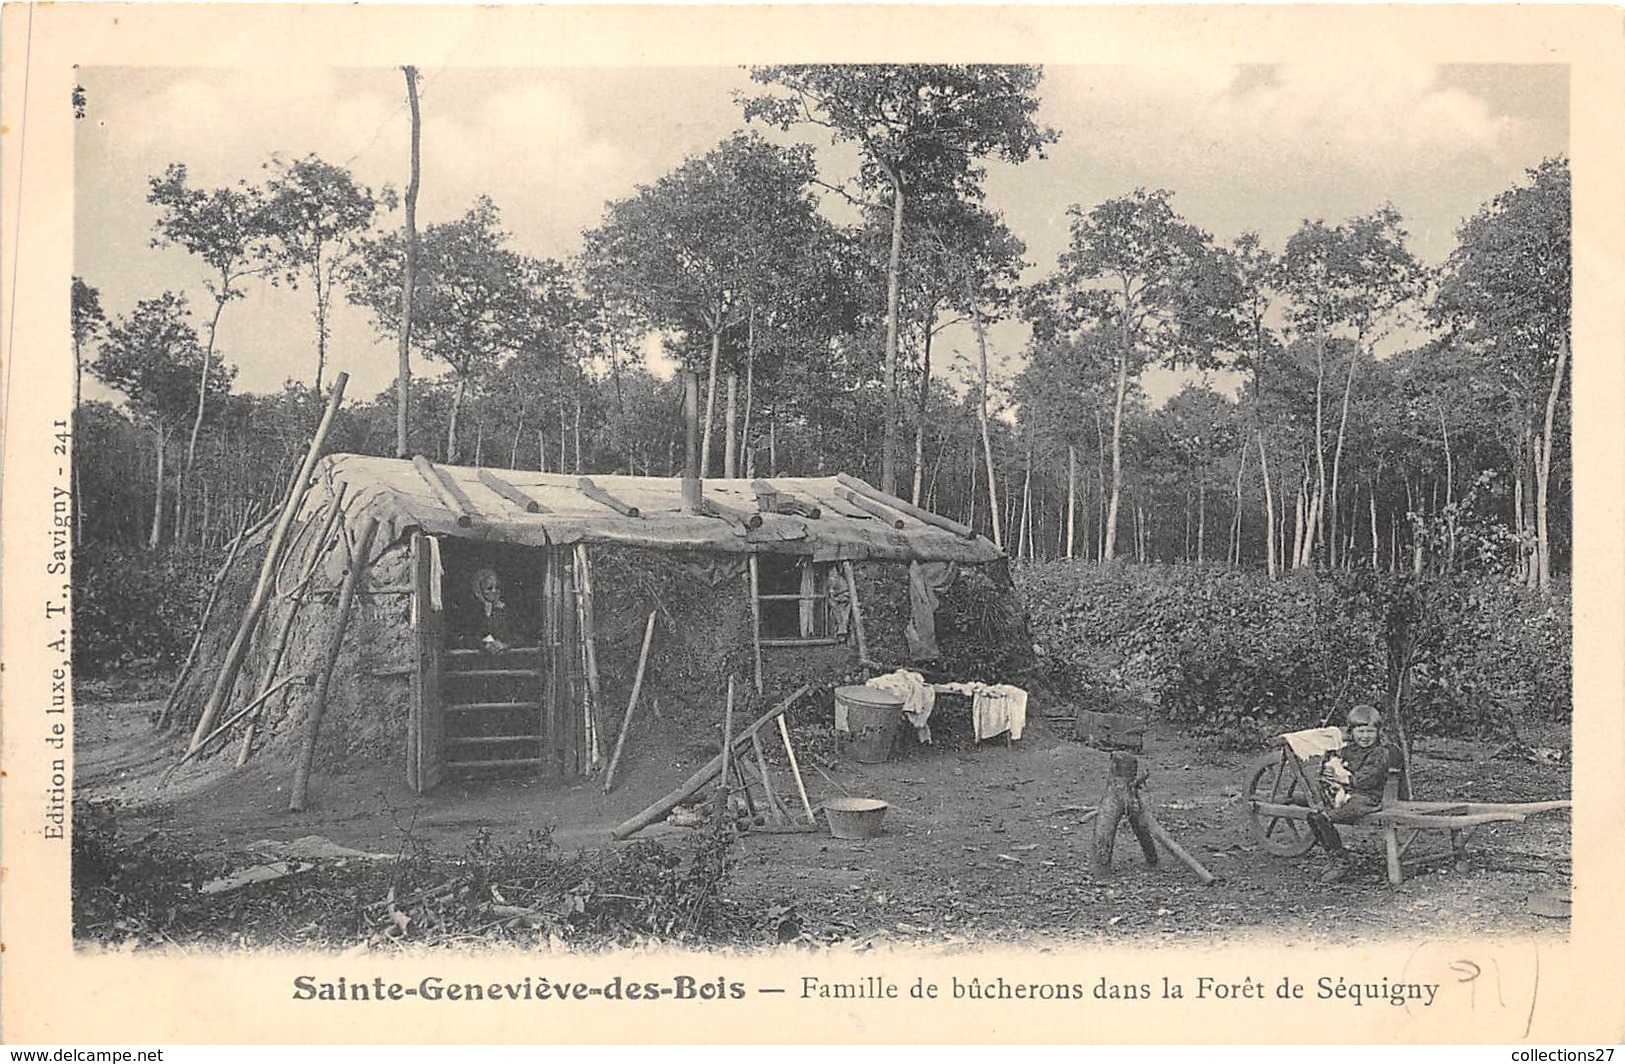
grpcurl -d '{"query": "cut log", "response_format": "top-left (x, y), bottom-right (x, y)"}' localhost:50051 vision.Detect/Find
top-left (412, 455), bottom-right (473, 527)
top-left (577, 477), bottom-right (640, 518)
top-left (694, 494), bottom-right (763, 531)
top-left (836, 488), bottom-right (906, 529)
top-left (189, 374), bottom-right (348, 752)
top-left (836, 472), bottom-right (974, 538)
top-left (289, 515), bottom-right (379, 812)
top-left (603, 611), bottom-right (656, 794)
top-left (612, 685), bottom-right (811, 840)
top-left (477, 469), bottom-right (548, 513)
top-left (1143, 809), bottom-right (1219, 885)
top-left (751, 479), bottom-right (821, 519)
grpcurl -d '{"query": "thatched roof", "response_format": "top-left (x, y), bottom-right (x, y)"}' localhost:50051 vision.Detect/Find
top-left (310, 454), bottom-right (1004, 566)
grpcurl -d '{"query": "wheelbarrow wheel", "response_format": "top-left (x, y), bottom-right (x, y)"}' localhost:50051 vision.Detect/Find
top-left (1245, 751), bottom-right (1317, 857)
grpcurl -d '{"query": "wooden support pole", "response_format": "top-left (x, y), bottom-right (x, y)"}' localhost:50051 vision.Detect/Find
top-left (412, 455), bottom-right (473, 527)
top-left (237, 491), bottom-right (349, 766)
top-left (574, 544), bottom-right (606, 769)
top-left (577, 477), bottom-right (640, 518)
top-left (477, 469), bottom-right (549, 513)
top-left (776, 713), bottom-right (816, 824)
top-left (1142, 809), bottom-right (1218, 885)
top-left (714, 676), bottom-right (736, 828)
top-left (159, 508), bottom-right (271, 729)
top-left (190, 373), bottom-right (348, 752)
top-left (612, 685), bottom-right (810, 840)
top-left (750, 731), bottom-right (786, 824)
top-left (168, 673), bottom-right (304, 780)
top-left (837, 472), bottom-right (974, 538)
top-left (289, 514), bottom-right (379, 812)
top-left (603, 611), bottom-right (656, 793)
top-left (836, 487), bottom-right (907, 529)
top-left (841, 560), bottom-right (869, 663)
top-left (747, 555), bottom-right (765, 696)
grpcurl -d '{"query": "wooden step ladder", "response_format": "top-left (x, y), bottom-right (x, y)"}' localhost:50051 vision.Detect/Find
top-left (441, 647), bottom-right (547, 773)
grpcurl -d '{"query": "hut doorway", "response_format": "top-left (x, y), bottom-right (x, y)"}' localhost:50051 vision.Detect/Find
top-left (411, 537), bottom-right (603, 791)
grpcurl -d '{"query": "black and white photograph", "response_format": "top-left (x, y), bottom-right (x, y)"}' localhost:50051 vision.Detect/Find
top-left (3, 3), bottom-right (1622, 1048)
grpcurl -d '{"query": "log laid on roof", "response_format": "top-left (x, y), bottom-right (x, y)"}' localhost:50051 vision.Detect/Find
top-left (751, 479), bottom-right (821, 519)
top-left (412, 455), bottom-right (473, 527)
top-left (836, 488), bottom-right (906, 529)
top-left (694, 494), bottom-right (763, 531)
top-left (577, 477), bottom-right (640, 518)
top-left (477, 469), bottom-right (548, 513)
top-left (837, 472), bottom-right (975, 538)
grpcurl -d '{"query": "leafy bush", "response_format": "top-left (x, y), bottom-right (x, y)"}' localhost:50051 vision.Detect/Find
top-left (1016, 561), bottom-right (1569, 747)
top-left (72, 545), bottom-right (219, 678)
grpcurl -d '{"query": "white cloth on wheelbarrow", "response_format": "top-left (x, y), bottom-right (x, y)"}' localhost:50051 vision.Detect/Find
top-left (1283, 727), bottom-right (1344, 760)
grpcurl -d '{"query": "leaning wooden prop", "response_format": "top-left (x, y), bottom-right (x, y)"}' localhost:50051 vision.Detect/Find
top-left (1245, 729), bottom-right (1571, 886)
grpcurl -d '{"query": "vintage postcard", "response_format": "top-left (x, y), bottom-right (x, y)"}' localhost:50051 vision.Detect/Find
top-left (3, 3), bottom-right (1622, 1046)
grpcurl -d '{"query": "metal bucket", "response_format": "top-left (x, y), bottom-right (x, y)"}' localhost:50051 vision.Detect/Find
top-left (834, 685), bottom-right (903, 764)
top-left (824, 797), bottom-right (889, 840)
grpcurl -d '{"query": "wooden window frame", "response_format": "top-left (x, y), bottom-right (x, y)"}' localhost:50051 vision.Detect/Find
top-left (755, 557), bottom-right (839, 646)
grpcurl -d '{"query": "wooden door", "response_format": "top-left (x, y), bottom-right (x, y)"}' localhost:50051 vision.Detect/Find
top-left (410, 531), bottom-right (445, 792)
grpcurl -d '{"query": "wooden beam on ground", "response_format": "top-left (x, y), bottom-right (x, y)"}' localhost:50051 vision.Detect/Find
top-left (612, 685), bottom-right (811, 840)
top-left (837, 472), bottom-right (975, 538)
top-left (289, 514), bottom-right (379, 812)
top-left (1143, 808), bottom-right (1219, 885)
top-left (776, 713), bottom-right (816, 824)
top-left (603, 611), bottom-right (656, 794)
top-left (578, 477), bottom-right (640, 518)
top-left (411, 455), bottom-right (473, 527)
top-left (477, 469), bottom-right (549, 513)
top-left (189, 373), bottom-right (348, 752)
top-left (836, 488), bottom-right (906, 529)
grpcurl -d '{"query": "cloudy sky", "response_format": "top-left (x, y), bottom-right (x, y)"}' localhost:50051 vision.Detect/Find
top-left (75, 61), bottom-right (1567, 405)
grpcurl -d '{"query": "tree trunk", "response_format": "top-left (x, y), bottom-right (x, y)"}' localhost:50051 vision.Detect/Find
top-left (1308, 327), bottom-right (1328, 567)
top-left (1066, 444), bottom-right (1077, 560)
top-left (879, 164), bottom-right (905, 497)
top-left (971, 304), bottom-right (1003, 549)
top-left (723, 370), bottom-right (738, 479)
top-left (1104, 347), bottom-right (1128, 561)
top-left (1369, 478), bottom-right (1379, 570)
top-left (1196, 475), bottom-right (1207, 564)
top-left (1439, 406), bottom-right (1456, 571)
top-left (148, 423), bottom-right (166, 550)
top-left (446, 373), bottom-right (468, 463)
top-left (1257, 434), bottom-right (1275, 576)
top-left (700, 325), bottom-right (721, 476)
top-left (912, 321), bottom-right (934, 506)
top-left (397, 66), bottom-right (421, 459)
top-left (739, 308), bottom-right (756, 479)
top-left (1535, 335), bottom-right (1568, 590)
top-left (1328, 339), bottom-right (1361, 569)
top-left (1017, 444), bottom-right (1033, 561)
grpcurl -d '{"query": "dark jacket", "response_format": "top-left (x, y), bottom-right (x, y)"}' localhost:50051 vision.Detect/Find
top-left (1338, 741), bottom-right (1398, 803)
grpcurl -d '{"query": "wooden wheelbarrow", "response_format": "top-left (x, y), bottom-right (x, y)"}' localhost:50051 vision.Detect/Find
top-left (1244, 735), bottom-right (1571, 886)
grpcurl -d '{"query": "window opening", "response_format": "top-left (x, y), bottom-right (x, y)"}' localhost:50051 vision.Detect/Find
top-left (756, 555), bottom-right (837, 644)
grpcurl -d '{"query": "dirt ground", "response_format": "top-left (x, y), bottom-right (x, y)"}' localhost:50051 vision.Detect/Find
top-left (74, 685), bottom-right (1573, 948)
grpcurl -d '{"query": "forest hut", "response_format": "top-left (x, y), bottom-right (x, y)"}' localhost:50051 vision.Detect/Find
top-left (169, 453), bottom-right (1027, 794)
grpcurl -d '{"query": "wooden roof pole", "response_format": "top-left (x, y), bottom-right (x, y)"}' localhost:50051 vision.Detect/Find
top-left (289, 515), bottom-right (380, 812)
top-left (476, 468), bottom-right (549, 513)
top-left (577, 476), bottom-right (641, 518)
top-left (836, 487), bottom-right (907, 529)
top-left (837, 472), bottom-right (975, 538)
top-left (188, 373), bottom-right (348, 753)
top-left (412, 455), bottom-right (474, 527)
